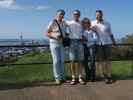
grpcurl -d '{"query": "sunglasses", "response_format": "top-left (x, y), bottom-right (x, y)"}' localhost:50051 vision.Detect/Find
top-left (73, 13), bottom-right (80, 15)
top-left (83, 22), bottom-right (90, 24)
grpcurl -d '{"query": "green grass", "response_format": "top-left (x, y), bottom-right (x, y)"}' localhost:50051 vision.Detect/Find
top-left (0, 64), bottom-right (54, 84)
top-left (0, 52), bottom-right (133, 84)
top-left (96, 61), bottom-right (133, 79)
top-left (112, 61), bottom-right (133, 78)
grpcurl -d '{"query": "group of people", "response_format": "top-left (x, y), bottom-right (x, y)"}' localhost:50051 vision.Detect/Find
top-left (47, 9), bottom-right (116, 85)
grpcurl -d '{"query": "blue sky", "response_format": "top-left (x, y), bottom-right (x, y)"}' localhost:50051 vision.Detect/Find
top-left (0, 0), bottom-right (133, 39)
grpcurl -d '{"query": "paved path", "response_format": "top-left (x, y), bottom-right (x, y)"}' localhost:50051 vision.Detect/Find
top-left (0, 80), bottom-right (133, 100)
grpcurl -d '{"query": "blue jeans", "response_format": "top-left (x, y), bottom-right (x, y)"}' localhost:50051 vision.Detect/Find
top-left (50, 42), bottom-right (65, 80)
top-left (84, 44), bottom-right (96, 80)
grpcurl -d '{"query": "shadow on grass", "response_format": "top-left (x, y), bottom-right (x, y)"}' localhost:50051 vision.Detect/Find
top-left (0, 76), bottom-right (72, 91)
top-left (0, 80), bottom-right (58, 91)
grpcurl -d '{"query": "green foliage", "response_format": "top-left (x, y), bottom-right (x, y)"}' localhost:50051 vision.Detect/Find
top-left (112, 34), bottom-right (133, 60)
top-left (122, 34), bottom-right (133, 43)
top-left (0, 50), bottom-right (133, 84)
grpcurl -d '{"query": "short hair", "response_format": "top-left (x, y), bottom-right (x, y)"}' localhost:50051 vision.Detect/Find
top-left (56, 9), bottom-right (65, 14)
top-left (96, 10), bottom-right (103, 15)
top-left (82, 17), bottom-right (91, 25)
top-left (73, 10), bottom-right (80, 14)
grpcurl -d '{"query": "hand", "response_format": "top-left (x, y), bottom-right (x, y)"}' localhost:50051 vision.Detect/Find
top-left (65, 33), bottom-right (69, 37)
top-left (57, 36), bottom-right (63, 43)
top-left (81, 38), bottom-right (87, 45)
top-left (112, 42), bottom-right (116, 48)
top-left (91, 26), bottom-right (96, 32)
top-left (80, 38), bottom-right (84, 43)
top-left (59, 37), bottom-right (63, 43)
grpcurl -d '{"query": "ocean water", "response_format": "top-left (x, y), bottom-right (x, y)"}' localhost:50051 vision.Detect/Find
top-left (0, 39), bottom-right (49, 45)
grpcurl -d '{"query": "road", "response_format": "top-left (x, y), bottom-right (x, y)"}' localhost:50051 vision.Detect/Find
top-left (0, 80), bottom-right (133, 100)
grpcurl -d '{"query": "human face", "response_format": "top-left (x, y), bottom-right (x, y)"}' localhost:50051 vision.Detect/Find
top-left (73, 12), bottom-right (80, 21)
top-left (83, 22), bottom-right (91, 29)
top-left (96, 12), bottom-right (103, 21)
top-left (56, 12), bottom-right (64, 21)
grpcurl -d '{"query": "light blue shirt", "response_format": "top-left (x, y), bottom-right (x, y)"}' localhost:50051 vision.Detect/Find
top-left (82, 29), bottom-right (98, 47)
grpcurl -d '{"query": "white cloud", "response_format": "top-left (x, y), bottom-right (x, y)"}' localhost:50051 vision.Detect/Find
top-left (35, 5), bottom-right (51, 11)
top-left (0, 0), bottom-right (16, 8)
top-left (0, 0), bottom-right (51, 10)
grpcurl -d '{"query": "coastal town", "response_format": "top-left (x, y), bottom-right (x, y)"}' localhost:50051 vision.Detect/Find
top-left (0, 37), bottom-right (49, 62)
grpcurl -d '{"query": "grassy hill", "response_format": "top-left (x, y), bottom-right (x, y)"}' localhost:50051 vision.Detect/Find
top-left (0, 51), bottom-right (132, 84)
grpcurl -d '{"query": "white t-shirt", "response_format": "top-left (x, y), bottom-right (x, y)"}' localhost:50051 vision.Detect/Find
top-left (66, 20), bottom-right (82, 39)
top-left (91, 20), bottom-right (113, 45)
top-left (47, 20), bottom-right (67, 43)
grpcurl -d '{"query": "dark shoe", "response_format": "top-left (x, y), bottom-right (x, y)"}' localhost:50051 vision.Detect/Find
top-left (90, 77), bottom-right (96, 82)
top-left (105, 77), bottom-right (113, 84)
top-left (90, 79), bottom-right (96, 82)
top-left (61, 80), bottom-right (70, 84)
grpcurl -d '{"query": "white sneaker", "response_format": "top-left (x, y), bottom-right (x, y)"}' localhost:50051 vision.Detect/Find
top-left (79, 78), bottom-right (86, 85)
top-left (55, 79), bottom-right (61, 85)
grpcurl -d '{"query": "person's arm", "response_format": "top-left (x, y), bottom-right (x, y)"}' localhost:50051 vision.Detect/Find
top-left (91, 21), bottom-right (101, 43)
top-left (110, 34), bottom-right (116, 45)
top-left (82, 31), bottom-right (88, 44)
top-left (65, 21), bottom-right (71, 37)
top-left (108, 24), bottom-right (116, 45)
top-left (91, 31), bottom-right (98, 44)
top-left (91, 26), bottom-right (102, 45)
top-left (47, 30), bottom-right (59, 40)
top-left (47, 21), bottom-right (60, 40)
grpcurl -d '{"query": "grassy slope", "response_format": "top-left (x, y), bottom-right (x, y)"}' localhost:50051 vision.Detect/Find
top-left (0, 52), bottom-right (132, 84)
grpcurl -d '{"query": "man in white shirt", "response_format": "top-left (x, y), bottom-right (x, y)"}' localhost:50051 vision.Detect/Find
top-left (92, 10), bottom-right (116, 84)
top-left (67, 10), bottom-right (85, 85)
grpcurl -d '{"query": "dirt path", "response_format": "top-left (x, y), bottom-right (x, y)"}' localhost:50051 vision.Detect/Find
top-left (0, 80), bottom-right (133, 100)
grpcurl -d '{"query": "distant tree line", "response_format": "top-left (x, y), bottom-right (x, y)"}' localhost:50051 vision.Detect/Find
top-left (111, 34), bottom-right (133, 60)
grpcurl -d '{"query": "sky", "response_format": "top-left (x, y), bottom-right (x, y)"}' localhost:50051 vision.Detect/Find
top-left (0, 0), bottom-right (133, 40)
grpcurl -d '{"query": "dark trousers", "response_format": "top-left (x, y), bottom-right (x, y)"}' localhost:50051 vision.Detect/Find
top-left (83, 44), bottom-right (96, 81)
